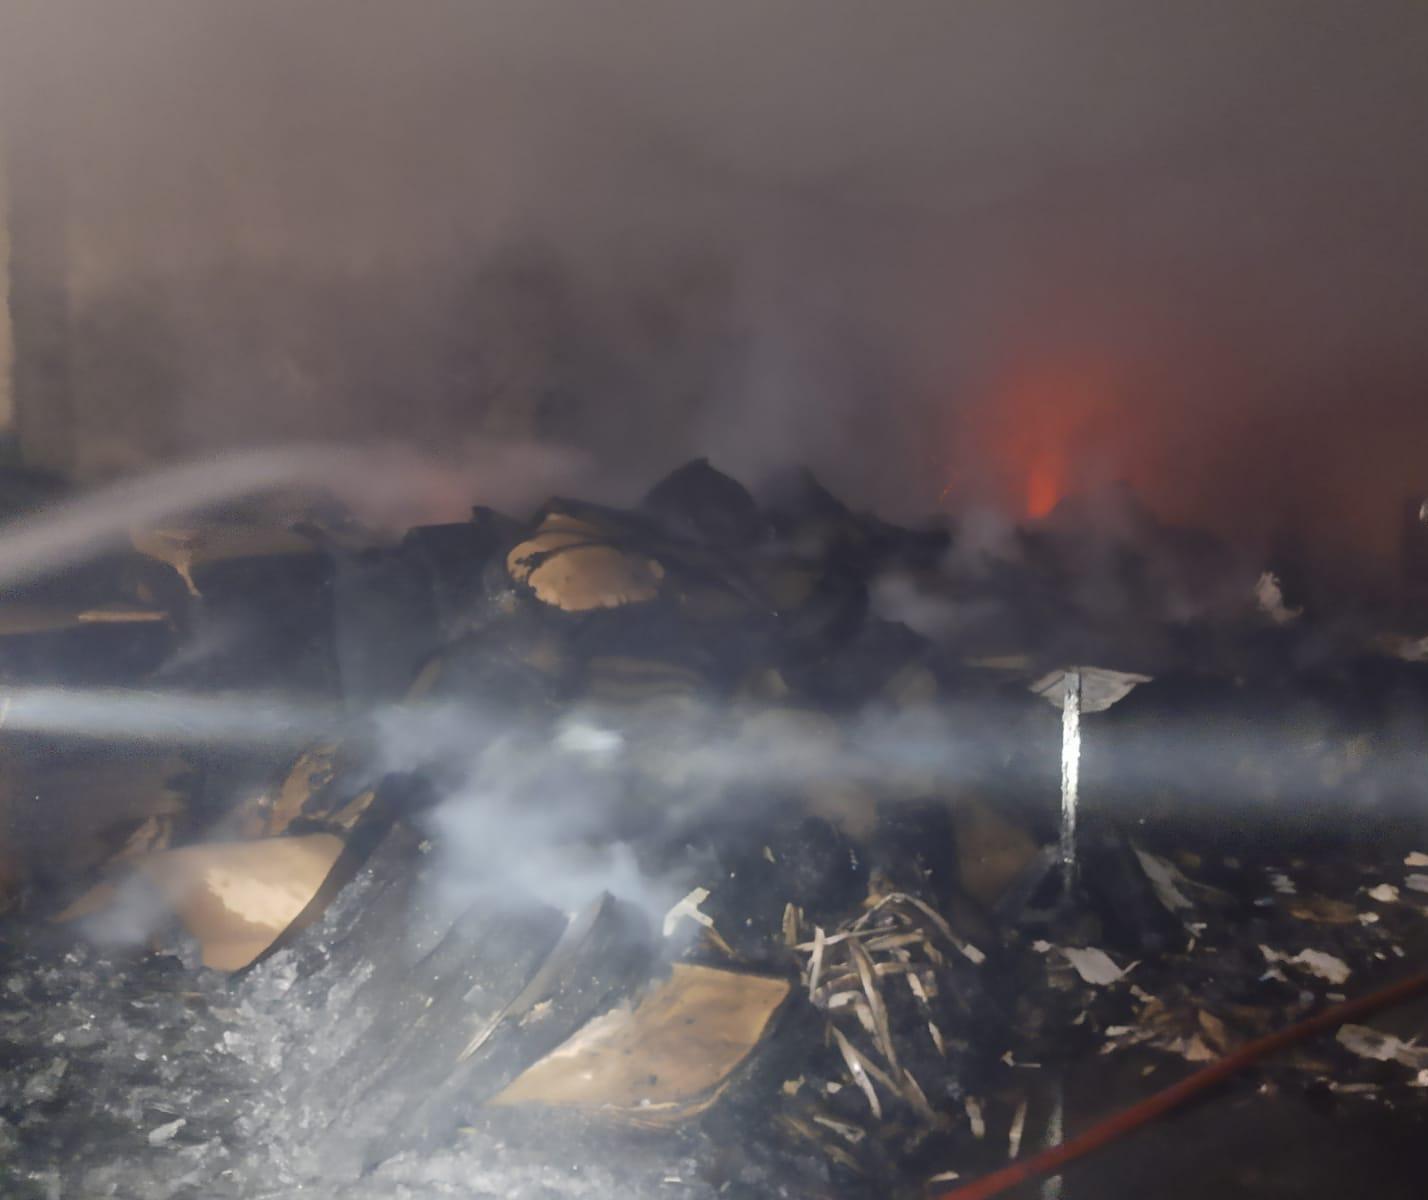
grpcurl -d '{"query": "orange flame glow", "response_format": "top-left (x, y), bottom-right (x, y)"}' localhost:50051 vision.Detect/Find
top-left (1024, 452), bottom-right (1064, 519)
top-left (985, 354), bottom-right (1120, 520)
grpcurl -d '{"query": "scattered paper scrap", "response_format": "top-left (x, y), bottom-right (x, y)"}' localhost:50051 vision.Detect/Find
top-left (964, 1096), bottom-right (986, 1139)
top-left (1328, 1081), bottom-right (1379, 1096)
top-left (1269, 872), bottom-right (1297, 895)
top-left (147, 1118), bottom-right (186, 1147)
top-left (1133, 848), bottom-right (1194, 912)
top-left (1007, 1097), bottom-right (1028, 1159)
top-left (1196, 1010), bottom-right (1232, 1054)
top-left (1404, 875), bottom-right (1428, 895)
top-left (1336, 1025), bottom-right (1428, 1070)
top-left (1180, 1035), bottom-right (1217, 1063)
top-left (1294, 949), bottom-right (1351, 985)
top-left (1366, 884), bottom-right (1400, 903)
top-left (1061, 947), bottom-right (1129, 986)
top-left (1405, 852), bottom-right (1428, 868)
top-left (1259, 945), bottom-right (1351, 985)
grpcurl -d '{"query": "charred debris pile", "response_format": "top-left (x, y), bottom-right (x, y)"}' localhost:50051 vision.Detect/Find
top-left (2, 459), bottom-right (1428, 1199)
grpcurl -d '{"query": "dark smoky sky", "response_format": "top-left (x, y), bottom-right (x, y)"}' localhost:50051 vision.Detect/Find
top-left (4, 1), bottom-right (1428, 583)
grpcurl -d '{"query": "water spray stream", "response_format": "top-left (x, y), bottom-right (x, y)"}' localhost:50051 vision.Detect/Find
top-left (0, 440), bottom-right (590, 591)
top-left (0, 687), bottom-right (343, 747)
top-left (0, 446), bottom-right (358, 589)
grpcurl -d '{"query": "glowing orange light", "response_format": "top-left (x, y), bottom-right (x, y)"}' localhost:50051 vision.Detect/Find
top-left (1025, 454), bottom-right (1063, 519)
top-left (986, 352), bottom-right (1118, 520)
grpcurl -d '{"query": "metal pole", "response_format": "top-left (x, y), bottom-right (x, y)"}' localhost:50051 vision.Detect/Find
top-left (1059, 669), bottom-right (1081, 889)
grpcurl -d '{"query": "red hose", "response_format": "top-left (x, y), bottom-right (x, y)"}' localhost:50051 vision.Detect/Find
top-left (934, 967), bottom-right (1428, 1200)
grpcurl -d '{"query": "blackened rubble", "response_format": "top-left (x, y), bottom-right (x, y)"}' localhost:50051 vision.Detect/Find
top-left (1, 460), bottom-right (1428, 1199)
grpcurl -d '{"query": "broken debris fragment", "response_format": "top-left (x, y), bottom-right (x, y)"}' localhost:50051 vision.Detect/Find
top-left (59, 834), bottom-right (343, 971)
top-left (147, 1117), bottom-right (186, 1147)
top-left (1260, 945), bottom-right (1352, 985)
top-left (1336, 1025), bottom-right (1428, 1070)
top-left (1060, 946), bottom-right (1130, 986)
top-left (490, 963), bottom-right (789, 1125)
top-left (1029, 666), bottom-right (1151, 715)
top-left (22, 1058), bottom-right (68, 1104)
top-left (1132, 847), bottom-right (1194, 912)
top-left (662, 886), bottom-right (714, 938)
top-left (506, 509), bottom-right (665, 612)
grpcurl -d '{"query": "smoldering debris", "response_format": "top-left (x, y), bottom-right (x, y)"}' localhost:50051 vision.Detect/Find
top-left (2, 459), bottom-right (1428, 1199)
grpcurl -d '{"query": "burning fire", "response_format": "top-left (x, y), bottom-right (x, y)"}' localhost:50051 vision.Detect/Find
top-left (978, 354), bottom-right (1122, 520)
top-left (1023, 449), bottom-right (1065, 519)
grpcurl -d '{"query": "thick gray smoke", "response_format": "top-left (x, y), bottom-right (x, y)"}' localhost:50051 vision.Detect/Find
top-left (4, 2), bottom-right (1428, 584)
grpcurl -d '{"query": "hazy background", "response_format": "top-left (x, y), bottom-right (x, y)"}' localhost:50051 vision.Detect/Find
top-left (3, 0), bottom-right (1427, 586)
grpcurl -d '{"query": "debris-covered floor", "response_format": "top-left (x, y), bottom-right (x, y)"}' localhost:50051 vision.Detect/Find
top-left (2, 459), bottom-right (1427, 1198)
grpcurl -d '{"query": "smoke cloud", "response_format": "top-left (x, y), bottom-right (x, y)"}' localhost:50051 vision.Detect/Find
top-left (3, 1), bottom-right (1428, 583)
